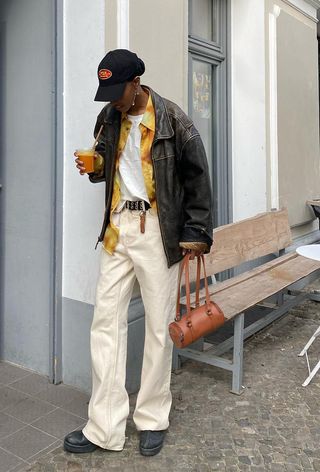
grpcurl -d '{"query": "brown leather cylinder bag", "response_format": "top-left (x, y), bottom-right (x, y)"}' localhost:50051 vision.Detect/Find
top-left (169, 254), bottom-right (225, 349)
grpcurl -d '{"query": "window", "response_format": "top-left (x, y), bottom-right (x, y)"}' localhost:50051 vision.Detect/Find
top-left (189, 0), bottom-right (218, 43)
top-left (189, 0), bottom-right (229, 227)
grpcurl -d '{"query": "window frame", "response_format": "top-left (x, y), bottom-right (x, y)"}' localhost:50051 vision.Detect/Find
top-left (188, 0), bottom-right (230, 228)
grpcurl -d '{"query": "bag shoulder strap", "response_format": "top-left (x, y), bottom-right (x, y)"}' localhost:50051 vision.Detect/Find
top-left (175, 255), bottom-right (190, 321)
top-left (175, 254), bottom-right (211, 321)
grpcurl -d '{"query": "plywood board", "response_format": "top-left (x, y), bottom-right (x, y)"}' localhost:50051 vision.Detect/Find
top-left (182, 253), bottom-right (320, 320)
top-left (188, 209), bottom-right (292, 281)
top-left (182, 252), bottom-right (297, 305)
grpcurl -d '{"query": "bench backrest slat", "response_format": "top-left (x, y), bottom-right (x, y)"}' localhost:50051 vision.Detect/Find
top-left (194, 209), bottom-right (292, 279)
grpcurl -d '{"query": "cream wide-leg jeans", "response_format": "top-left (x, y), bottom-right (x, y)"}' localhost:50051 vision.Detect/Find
top-left (82, 208), bottom-right (180, 450)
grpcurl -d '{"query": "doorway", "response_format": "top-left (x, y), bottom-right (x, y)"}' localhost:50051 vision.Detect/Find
top-left (0, 0), bottom-right (58, 380)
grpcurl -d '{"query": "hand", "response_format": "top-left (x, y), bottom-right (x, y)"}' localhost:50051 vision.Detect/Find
top-left (74, 152), bottom-right (86, 175)
top-left (182, 249), bottom-right (204, 260)
top-left (74, 151), bottom-right (98, 175)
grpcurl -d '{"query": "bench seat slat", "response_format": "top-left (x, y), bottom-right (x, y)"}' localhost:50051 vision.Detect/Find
top-left (180, 253), bottom-right (320, 320)
top-left (188, 209), bottom-right (292, 280)
top-left (180, 252), bottom-right (296, 306)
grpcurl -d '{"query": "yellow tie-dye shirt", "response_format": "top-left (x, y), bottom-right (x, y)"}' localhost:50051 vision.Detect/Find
top-left (103, 93), bottom-right (156, 254)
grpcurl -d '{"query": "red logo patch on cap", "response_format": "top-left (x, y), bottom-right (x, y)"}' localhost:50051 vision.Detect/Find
top-left (99, 69), bottom-right (112, 80)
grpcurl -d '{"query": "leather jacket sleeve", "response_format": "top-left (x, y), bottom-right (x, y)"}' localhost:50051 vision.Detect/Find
top-left (88, 111), bottom-right (106, 183)
top-left (179, 130), bottom-right (213, 251)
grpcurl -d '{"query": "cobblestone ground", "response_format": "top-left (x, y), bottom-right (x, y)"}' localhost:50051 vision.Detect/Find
top-left (26, 284), bottom-right (320, 471)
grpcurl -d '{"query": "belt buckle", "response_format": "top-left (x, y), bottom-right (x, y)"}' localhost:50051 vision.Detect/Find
top-left (126, 200), bottom-right (147, 211)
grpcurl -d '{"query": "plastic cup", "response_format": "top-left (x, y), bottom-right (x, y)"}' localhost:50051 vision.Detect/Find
top-left (76, 148), bottom-right (95, 173)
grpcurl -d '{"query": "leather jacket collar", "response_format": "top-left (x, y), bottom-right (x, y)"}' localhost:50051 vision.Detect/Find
top-left (102, 87), bottom-right (174, 142)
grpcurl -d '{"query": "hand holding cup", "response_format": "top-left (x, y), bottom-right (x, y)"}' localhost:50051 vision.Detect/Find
top-left (74, 124), bottom-right (104, 175)
top-left (74, 149), bottom-right (96, 175)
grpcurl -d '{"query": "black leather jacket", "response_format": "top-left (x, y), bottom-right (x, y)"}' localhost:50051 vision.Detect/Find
top-left (89, 87), bottom-right (213, 267)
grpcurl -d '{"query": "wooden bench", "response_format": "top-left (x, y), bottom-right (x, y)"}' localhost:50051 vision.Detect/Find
top-left (173, 209), bottom-right (320, 394)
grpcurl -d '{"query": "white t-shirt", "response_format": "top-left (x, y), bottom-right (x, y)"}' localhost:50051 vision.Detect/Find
top-left (115, 113), bottom-right (150, 212)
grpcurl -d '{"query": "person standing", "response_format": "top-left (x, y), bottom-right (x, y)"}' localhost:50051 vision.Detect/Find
top-left (64, 49), bottom-right (213, 456)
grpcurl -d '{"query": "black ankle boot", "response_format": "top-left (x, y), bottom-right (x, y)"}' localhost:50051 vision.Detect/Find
top-left (64, 430), bottom-right (98, 453)
top-left (139, 430), bottom-right (166, 456)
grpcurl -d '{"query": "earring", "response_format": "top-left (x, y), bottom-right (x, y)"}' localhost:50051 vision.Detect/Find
top-left (132, 91), bottom-right (137, 106)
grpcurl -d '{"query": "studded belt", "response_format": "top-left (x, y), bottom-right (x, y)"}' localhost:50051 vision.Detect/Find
top-left (125, 200), bottom-right (150, 211)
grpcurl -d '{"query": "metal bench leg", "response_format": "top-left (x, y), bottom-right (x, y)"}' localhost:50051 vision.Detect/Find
top-left (308, 290), bottom-right (320, 303)
top-left (276, 291), bottom-right (284, 306)
top-left (172, 346), bottom-right (181, 371)
top-left (230, 312), bottom-right (245, 395)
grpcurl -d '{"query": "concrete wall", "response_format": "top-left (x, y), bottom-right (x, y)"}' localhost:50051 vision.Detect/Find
top-left (105, 0), bottom-right (188, 110)
top-left (230, 0), bottom-right (267, 221)
top-left (265, 0), bottom-right (320, 236)
top-left (62, 0), bottom-right (105, 390)
top-left (277, 9), bottom-right (319, 224)
top-left (63, 0), bottom-right (106, 306)
top-left (231, 0), bottom-right (319, 232)
top-left (129, 0), bottom-right (188, 110)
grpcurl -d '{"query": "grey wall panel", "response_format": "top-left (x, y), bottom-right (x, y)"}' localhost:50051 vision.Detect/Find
top-left (62, 297), bottom-right (145, 395)
top-left (277, 11), bottom-right (320, 226)
top-left (61, 298), bottom-right (92, 393)
top-left (2, 238), bottom-right (53, 370)
top-left (0, 0), bottom-right (55, 374)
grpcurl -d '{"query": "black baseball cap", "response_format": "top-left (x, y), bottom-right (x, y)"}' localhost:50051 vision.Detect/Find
top-left (94, 49), bottom-right (145, 102)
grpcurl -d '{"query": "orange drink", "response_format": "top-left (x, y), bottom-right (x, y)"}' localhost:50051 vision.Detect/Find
top-left (76, 148), bottom-right (95, 173)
